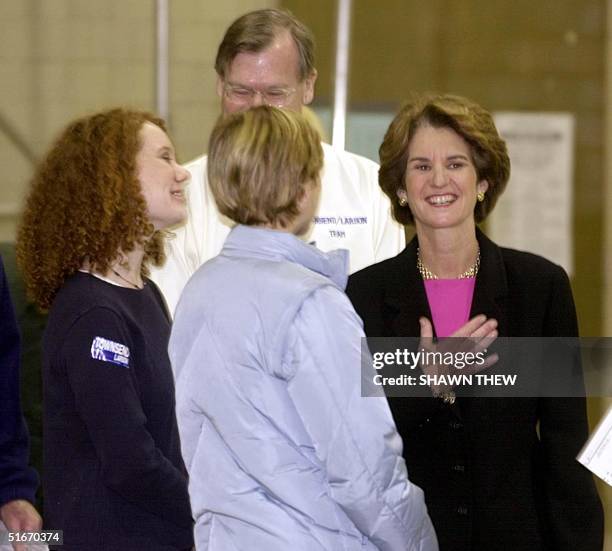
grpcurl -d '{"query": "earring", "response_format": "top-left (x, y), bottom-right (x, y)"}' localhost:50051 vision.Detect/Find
top-left (399, 196), bottom-right (408, 207)
top-left (477, 191), bottom-right (485, 203)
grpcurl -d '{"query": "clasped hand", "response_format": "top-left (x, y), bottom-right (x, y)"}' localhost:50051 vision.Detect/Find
top-left (418, 315), bottom-right (498, 400)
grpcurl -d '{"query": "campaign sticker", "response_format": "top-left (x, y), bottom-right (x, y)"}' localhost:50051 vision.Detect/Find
top-left (90, 336), bottom-right (130, 368)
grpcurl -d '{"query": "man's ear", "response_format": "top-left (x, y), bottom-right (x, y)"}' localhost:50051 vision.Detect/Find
top-left (216, 76), bottom-right (224, 99)
top-left (302, 69), bottom-right (317, 106)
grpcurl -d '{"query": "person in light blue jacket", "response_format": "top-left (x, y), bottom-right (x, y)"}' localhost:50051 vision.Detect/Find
top-left (169, 106), bottom-right (438, 551)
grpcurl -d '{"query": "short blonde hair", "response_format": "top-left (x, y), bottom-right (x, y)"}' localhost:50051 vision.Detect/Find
top-left (207, 106), bottom-right (323, 228)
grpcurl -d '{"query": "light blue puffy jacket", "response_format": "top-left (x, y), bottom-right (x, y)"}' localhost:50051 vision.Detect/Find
top-left (170, 225), bottom-right (437, 551)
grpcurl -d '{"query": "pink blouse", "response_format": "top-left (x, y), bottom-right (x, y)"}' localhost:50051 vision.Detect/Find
top-left (423, 278), bottom-right (476, 338)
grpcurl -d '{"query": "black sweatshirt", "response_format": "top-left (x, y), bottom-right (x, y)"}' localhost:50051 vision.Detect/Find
top-left (43, 272), bottom-right (193, 550)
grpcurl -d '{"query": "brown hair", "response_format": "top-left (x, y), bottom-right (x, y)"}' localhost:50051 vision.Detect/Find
top-left (215, 8), bottom-right (315, 81)
top-left (16, 108), bottom-right (167, 310)
top-left (207, 105), bottom-right (323, 228)
top-left (379, 94), bottom-right (510, 225)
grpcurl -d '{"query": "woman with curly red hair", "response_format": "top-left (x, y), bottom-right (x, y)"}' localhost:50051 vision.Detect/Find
top-left (16, 108), bottom-right (193, 550)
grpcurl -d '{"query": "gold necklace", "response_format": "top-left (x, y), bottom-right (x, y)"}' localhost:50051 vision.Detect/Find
top-left (110, 267), bottom-right (143, 289)
top-left (417, 247), bottom-right (480, 280)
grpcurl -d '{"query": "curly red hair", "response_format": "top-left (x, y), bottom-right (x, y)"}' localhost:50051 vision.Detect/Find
top-left (17, 108), bottom-right (168, 311)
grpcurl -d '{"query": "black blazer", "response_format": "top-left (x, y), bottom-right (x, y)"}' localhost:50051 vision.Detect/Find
top-left (347, 229), bottom-right (603, 551)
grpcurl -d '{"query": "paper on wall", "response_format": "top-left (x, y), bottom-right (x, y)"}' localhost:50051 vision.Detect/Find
top-left (489, 112), bottom-right (574, 276)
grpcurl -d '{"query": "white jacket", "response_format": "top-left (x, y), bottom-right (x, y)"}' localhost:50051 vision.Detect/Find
top-left (151, 144), bottom-right (405, 314)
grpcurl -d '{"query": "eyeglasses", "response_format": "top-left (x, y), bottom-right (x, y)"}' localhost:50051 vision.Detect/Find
top-left (223, 84), bottom-right (297, 107)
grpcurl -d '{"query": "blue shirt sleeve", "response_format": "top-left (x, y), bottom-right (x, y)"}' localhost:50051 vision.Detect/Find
top-left (0, 256), bottom-right (38, 507)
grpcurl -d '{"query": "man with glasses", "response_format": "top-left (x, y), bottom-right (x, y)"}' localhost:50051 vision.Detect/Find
top-left (151, 8), bottom-right (405, 314)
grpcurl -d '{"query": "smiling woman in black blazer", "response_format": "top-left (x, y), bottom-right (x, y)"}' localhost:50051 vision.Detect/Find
top-left (346, 94), bottom-right (603, 551)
